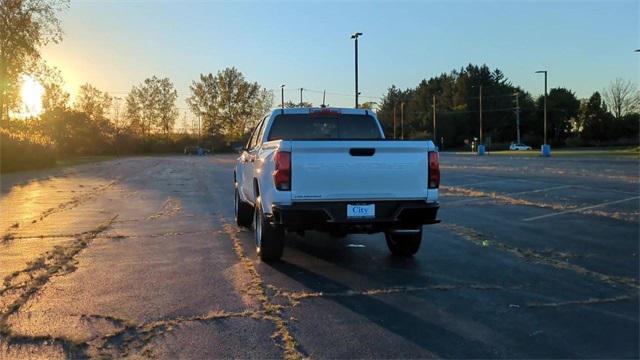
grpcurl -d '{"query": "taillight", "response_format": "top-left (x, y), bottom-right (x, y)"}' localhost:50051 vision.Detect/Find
top-left (273, 151), bottom-right (291, 191)
top-left (428, 151), bottom-right (440, 189)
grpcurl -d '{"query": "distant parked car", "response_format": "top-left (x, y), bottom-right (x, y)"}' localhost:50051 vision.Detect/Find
top-left (184, 146), bottom-right (199, 155)
top-left (509, 143), bottom-right (532, 151)
top-left (184, 146), bottom-right (212, 155)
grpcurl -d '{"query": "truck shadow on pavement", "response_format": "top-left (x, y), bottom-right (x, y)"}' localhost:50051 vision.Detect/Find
top-left (267, 244), bottom-right (504, 358)
top-left (269, 258), bottom-right (504, 358)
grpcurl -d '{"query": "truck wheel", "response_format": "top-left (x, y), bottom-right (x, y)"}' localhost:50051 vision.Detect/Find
top-left (235, 188), bottom-right (253, 228)
top-left (385, 228), bottom-right (422, 257)
top-left (254, 198), bottom-right (284, 261)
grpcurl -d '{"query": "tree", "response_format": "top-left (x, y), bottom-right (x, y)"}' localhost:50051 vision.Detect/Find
top-left (34, 62), bottom-right (69, 112)
top-left (125, 76), bottom-right (178, 137)
top-left (42, 79), bottom-right (69, 112)
top-left (377, 85), bottom-right (403, 137)
top-left (376, 65), bottom-right (535, 146)
top-left (360, 101), bottom-right (377, 110)
top-left (41, 109), bottom-right (111, 155)
top-left (536, 88), bottom-right (579, 144)
top-left (602, 78), bottom-right (639, 119)
top-left (75, 83), bottom-right (113, 121)
top-left (0, 0), bottom-right (69, 125)
top-left (187, 67), bottom-right (272, 140)
top-left (284, 100), bottom-right (312, 108)
top-left (580, 91), bottom-right (612, 143)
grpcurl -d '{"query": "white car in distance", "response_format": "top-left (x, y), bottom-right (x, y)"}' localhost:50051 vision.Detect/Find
top-left (509, 143), bottom-right (532, 151)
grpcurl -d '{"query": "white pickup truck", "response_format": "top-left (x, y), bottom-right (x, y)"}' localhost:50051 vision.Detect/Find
top-left (234, 107), bottom-right (440, 261)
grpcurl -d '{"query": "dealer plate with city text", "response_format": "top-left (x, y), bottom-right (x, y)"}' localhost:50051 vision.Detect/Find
top-left (347, 204), bottom-right (375, 219)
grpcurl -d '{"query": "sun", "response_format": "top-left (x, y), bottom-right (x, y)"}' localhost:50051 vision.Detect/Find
top-left (18, 75), bottom-right (45, 118)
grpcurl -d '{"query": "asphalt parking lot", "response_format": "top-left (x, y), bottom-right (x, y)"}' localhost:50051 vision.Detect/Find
top-left (0, 153), bottom-right (638, 359)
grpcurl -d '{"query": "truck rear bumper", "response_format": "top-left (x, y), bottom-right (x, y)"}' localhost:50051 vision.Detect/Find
top-left (270, 200), bottom-right (439, 232)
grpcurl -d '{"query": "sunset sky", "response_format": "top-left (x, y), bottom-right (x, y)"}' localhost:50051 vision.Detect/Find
top-left (41, 0), bottom-right (638, 124)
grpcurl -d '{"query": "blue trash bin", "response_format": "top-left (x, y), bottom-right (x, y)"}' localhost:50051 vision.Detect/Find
top-left (197, 147), bottom-right (204, 156)
top-left (477, 144), bottom-right (486, 156)
top-left (541, 144), bottom-right (551, 157)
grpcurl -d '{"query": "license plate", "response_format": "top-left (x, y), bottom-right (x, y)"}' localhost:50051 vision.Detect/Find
top-left (347, 204), bottom-right (375, 219)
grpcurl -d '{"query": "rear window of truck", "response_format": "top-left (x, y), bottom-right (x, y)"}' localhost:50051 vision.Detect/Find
top-left (267, 114), bottom-right (383, 141)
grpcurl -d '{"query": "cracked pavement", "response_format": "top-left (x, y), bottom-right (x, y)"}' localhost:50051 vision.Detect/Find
top-left (0, 154), bottom-right (638, 359)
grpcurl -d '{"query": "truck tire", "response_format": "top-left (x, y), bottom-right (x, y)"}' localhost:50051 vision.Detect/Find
top-left (254, 198), bottom-right (284, 261)
top-left (235, 188), bottom-right (253, 228)
top-left (385, 228), bottom-right (422, 257)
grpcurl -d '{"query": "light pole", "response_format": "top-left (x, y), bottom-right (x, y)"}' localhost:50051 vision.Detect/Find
top-left (350, 32), bottom-right (363, 108)
top-left (299, 88), bottom-right (304, 107)
top-left (535, 70), bottom-right (550, 156)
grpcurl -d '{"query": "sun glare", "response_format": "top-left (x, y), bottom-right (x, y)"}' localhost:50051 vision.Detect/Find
top-left (18, 75), bottom-right (45, 118)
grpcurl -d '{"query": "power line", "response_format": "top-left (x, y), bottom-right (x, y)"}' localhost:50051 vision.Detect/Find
top-left (277, 87), bottom-right (381, 100)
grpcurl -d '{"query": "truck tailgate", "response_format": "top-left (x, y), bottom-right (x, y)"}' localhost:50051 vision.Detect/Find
top-left (290, 141), bottom-right (430, 201)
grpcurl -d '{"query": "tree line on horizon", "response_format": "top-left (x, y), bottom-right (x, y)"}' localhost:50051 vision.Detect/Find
top-left (1, 0), bottom-right (638, 172)
top-left (1, 65), bottom-right (274, 171)
top-left (376, 64), bottom-right (639, 149)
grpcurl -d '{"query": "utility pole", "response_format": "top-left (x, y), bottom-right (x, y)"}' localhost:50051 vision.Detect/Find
top-left (514, 92), bottom-right (521, 144)
top-left (113, 97), bottom-right (122, 156)
top-left (112, 97), bottom-right (122, 131)
top-left (432, 95), bottom-right (437, 142)
top-left (182, 111), bottom-right (187, 135)
top-left (393, 103), bottom-right (397, 139)
top-left (350, 32), bottom-right (363, 108)
top-left (400, 102), bottom-right (405, 139)
top-left (299, 88), bottom-right (303, 107)
top-left (280, 84), bottom-right (285, 108)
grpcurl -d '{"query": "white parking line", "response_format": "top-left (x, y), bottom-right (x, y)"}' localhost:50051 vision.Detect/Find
top-left (509, 185), bottom-right (573, 195)
top-left (445, 185), bottom-right (572, 205)
top-left (572, 185), bottom-right (639, 196)
top-left (450, 179), bottom-right (512, 187)
top-left (523, 196), bottom-right (640, 222)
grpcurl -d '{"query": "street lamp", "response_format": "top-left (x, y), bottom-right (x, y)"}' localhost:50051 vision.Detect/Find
top-left (535, 70), bottom-right (550, 157)
top-left (350, 32), bottom-right (363, 108)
